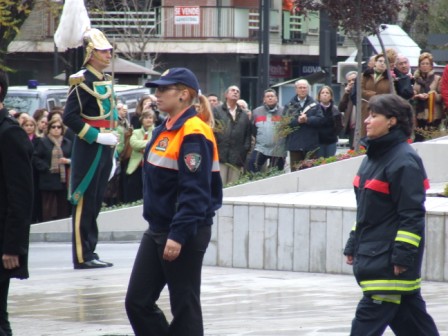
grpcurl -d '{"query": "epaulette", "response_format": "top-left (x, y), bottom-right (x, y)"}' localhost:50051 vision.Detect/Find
top-left (69, 69), bottom-right (86, 86)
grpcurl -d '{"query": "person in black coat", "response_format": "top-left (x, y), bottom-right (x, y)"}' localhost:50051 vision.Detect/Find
top-left (283, 79), bottom-right (323, 171)
top-left (394, 54), bottom-right (414, 101)
top-left (316, 85), bottom-right (343, 158)
top-left (33, 118), bottom-right (72, 221)
top-left (0, 70), bottom-right (34, 336)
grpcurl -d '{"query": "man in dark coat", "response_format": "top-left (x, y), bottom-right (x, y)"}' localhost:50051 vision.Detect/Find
top-left (394, 54), bottom-right (414, 101)
top-left (284, 79), bottom-right (323, 171)
top-left (0, 70), bottom-right (33, 336)
top-left (213, 85), bottom-right (251, 185)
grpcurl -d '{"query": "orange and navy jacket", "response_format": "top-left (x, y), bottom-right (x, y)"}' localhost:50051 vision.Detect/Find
top-left (143, 106), bottom-right (223, 245)
top-left (343, 129), bottom-right (429, 296)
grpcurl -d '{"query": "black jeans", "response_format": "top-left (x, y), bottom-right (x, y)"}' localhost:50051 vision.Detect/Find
top-left (247, 150), bottom-right (285, 173)
top-left (351, 293), bottom-right (439, 336)
top-left (0, 279), bottom-right (11, 336)
top-left (125, 225), bottom-right (211, 336)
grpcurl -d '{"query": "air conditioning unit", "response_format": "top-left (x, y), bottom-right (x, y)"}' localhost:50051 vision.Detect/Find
top-left (337, 62), bottom-right (358, 83)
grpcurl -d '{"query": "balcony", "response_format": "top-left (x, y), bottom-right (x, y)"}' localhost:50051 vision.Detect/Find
top-left (87, 7), bottom-right (318, 44)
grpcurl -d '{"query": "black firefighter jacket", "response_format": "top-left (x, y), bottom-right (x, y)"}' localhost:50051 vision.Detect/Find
top-left (344, 129), bottom-right (428, 297)
top-left (0, 108), bottom-right (33, 281)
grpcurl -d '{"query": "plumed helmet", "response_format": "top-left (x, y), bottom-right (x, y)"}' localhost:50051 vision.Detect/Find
top-left (82, 28), bottom-right (113, 66)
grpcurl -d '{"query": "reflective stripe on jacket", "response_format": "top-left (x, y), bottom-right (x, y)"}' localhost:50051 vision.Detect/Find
top-left (344, 129), bottom-right (429, 296)
top-left (143, 107), bottom-right (222, 245)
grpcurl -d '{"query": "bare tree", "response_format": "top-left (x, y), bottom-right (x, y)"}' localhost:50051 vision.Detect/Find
top-left (0, 0), bottom-right (36, 71)
top-left (294, 0), bottom-right (402, 149)
top-left (88, 0), bottom-right (161, 67)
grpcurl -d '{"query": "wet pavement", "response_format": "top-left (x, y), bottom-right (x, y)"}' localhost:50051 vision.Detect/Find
top-left (8, 242), bottom-right (448, 336)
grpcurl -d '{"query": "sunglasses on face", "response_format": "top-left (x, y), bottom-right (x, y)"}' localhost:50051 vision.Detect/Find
top-left (156, 86), bottom-right (181, 93)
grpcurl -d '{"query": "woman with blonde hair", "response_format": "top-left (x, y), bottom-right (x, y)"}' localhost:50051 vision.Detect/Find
top-left (316, 85), bottom-right (342, 158)
top-left (125, 67), bottom-right (222, 336)
top-left (413, 52), bottom-right (443, 142)
top-left (125, 109), bottom-right (156, 202)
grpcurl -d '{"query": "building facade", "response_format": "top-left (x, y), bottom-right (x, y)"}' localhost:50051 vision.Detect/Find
top-left (7, 0), bottom-right (356, 107)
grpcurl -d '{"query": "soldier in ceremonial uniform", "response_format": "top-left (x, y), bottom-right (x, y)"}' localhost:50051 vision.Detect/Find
top-left (63, 28), bottom-right (118, 269)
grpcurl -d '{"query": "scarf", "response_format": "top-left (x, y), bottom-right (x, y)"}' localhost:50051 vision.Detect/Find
top-left (414, 70), bottom-right (435, 115)
top-left (48, 134), bottom-right (66, 183)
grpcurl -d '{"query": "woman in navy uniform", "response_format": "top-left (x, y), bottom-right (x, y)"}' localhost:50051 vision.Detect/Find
top-left (125, 68), bottom-right (223, 336)
top-left (344, 94), bottom-right (439, 335)
top-left (63, 28), bottom-right (118, 269)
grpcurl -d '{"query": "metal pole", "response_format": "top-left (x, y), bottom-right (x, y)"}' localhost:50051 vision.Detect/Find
top-left (257, 0), bottom-right (263, 102)
top-left (262, 0), bottom-right (270, 93)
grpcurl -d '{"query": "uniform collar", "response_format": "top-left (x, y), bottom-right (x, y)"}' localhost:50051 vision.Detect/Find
top-left (163, 106), bottom-right (197, 131)
top-left (364, 128), bottom-right (408, 158)
top-left (86, 64), bottom-right (104, 80)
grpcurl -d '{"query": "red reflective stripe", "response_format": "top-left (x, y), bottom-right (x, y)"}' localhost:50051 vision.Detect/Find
top-left (424, 178), bottom-right (430, 190)
top-left (254, 116), bottom-right (267, 123)
top-left (353, 175), bottom-right (360, 188)
top-left (365, 179), bottom-right (390, 194)
top-left (271, 115), bottom-right (282, 121)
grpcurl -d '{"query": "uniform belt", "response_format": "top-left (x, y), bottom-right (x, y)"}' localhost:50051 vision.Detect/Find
top-left (82, 118), bottom-right (117, 129)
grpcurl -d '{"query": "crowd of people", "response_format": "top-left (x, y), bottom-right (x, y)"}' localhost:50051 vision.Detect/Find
top-left (6, 49), bottom-right (448, 220)
top-left (2, 15), bottom-right (448, 333)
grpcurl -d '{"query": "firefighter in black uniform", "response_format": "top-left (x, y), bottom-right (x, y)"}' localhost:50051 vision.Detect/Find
top-left (63, 28), bottom-right (118, 269)
top-left (344, 94), bottom-right (439, 335)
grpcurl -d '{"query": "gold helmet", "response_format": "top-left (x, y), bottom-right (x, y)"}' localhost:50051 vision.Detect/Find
top-left (82, 28), bottom-right (113, 66)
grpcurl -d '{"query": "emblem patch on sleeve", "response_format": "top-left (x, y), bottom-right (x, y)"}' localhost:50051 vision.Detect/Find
top-left (184, 153), bottom-right (202, 172)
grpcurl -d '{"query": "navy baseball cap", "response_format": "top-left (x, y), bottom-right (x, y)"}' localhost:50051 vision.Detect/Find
top-left (145, 67), bottom-right (199, 92)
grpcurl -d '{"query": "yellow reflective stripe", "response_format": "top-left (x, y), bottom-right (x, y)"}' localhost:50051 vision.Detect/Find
top-left (147, 152), bottom-right (178, 170)
top-left (395, 230), bottom-right (421, 247)
top-left (360, 278), bottom-right (421, 292)
top-left (372, 294), bottom-right (401, 304)
top-left (78, 124), bottom-right (90, 139)
top-left (351, 224), bottom-right (356, 231)
top-left (74, 196), bottom-right (84, 263)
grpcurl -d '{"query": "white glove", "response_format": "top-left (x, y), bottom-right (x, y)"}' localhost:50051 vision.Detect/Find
top-left (96, 133), bottom-right (118, 146)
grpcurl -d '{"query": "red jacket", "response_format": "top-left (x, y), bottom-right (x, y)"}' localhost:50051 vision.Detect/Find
top-left (441, 64), bottom-right (448, 110)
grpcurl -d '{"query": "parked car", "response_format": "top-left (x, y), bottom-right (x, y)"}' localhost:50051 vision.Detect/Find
top-left (4, 84), bottom-right (69, 115)
top-left (4, 81), bottom-right (151, 120)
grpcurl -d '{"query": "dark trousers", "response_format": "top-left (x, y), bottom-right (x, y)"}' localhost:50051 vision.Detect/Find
top-left (125, 226), bottom-right (211, 336)
top-left (289, 150), bottom-right (316, 171)
top-left (71, 140), bottom-right (112, 265)
top-left (0, 279), bottom-right (11, 336)
top-left (351, 293), bottom-right (439, 336)
top-left (247, 150), bottom-right (285, 173)
top-left (41, 189), bottom-right (69, 221)
top-left (125, 166), bottom-right (143, 203)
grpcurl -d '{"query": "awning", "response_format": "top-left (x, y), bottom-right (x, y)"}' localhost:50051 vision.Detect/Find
top-left (271, 70), bottom-right (328, 88)
top-left (104, 57), bottom-right (160, 75)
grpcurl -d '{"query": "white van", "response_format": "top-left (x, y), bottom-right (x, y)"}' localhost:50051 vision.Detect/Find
top-left (4, 83), bottom-right (150, 118)
top-left (4, 85), bottom-right (69, 115)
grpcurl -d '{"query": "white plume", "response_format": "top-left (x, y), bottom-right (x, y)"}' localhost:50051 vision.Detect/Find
top-left (54, 0), bottom-right (91, 50)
